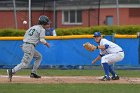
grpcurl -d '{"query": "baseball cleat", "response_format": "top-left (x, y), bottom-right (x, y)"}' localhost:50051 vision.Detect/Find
top-left (7, 69), bottom-right (13, 82)
top-left (111, 75), bottom-right (120, 80)
top-left (99, 76), bottom-right (110, 81)
top-left (30, 73), bottom-right (41, 78)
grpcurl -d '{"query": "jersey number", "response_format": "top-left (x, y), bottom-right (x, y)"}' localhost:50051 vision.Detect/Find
top-left (28, 29), bottom-right (35, 36)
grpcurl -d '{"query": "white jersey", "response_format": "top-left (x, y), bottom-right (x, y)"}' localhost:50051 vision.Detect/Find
top-left (99, 38), bottom-right (123, 55)
top-left (23, 25), bottom-right (46, 45)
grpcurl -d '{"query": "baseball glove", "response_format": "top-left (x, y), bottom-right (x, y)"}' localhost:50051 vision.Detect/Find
top-left (83, 42), bottom-right (97, 51)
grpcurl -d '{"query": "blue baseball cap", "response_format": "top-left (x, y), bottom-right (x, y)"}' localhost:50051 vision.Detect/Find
top-left (93, 32), bottom-right (101, 37)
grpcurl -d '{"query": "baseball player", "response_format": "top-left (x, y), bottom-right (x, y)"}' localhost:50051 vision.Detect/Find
top-left (45, 23), bottom-right (57, 36)
top-left (92, 32), bottom-right (124, 81)
top-left (7, 15), bottom-right (50, 81)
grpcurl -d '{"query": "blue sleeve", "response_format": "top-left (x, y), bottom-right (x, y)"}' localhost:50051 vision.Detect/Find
top-left (104, 44), bottom-right (109, 49)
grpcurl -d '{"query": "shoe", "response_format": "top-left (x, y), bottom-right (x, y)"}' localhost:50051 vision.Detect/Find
top-left (99, 76), bottom-right (110, 81)
top-left (111, 75), bottom-right (119, 80)
top-left (7, 69), bottom-right (13, 82)
top-left (30, 73), bottom-right (41, 78)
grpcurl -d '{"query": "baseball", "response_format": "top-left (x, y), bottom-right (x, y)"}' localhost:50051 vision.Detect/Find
top-left (23, 20), bottom-right (27, 24)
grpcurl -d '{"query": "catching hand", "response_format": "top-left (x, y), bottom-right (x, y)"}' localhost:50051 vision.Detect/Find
top-left (83, 42), bottom-right (97, 51)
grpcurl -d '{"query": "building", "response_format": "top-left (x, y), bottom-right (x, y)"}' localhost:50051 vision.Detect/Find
top-left (0, 0), bottom-right (140, 29)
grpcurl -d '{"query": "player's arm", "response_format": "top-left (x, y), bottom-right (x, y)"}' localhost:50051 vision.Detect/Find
top-left (40, 38), bottom-right (50, 48)
top-left (92, 55), bottom-right (101, 64)
top-left (40, 29), bottom-right (50, 48)
top-left (44, 42), bottom-right (50, 48)
top-left (96, 44), bottom-right (109, 50)
top-left (92, 49), bottom-right (105, 64)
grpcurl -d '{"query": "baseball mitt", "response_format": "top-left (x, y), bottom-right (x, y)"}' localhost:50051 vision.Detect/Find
top-left (83, 42), bottom-right (97, 51)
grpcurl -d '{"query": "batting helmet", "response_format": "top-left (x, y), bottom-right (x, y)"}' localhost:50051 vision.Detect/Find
top-left (38, 15), bottom-right (50, 25)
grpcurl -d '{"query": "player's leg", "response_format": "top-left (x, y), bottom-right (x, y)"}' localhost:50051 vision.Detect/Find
top-left (7, 44), bottom-right (34, 81)
top-left (12, 44), bottom-right (34, 73)
top-left (108, 64), bottom-right (119, 80)
top-left (107, 52), bottom-right (124, 64)
top-left (101, 63), bottom-right (110, 81)
top-left (105, 53), bottom-right (124, 80)
top-left (30, 49), bottom-right (42, 78)
top-left (101, 56), bottom-right (110, 81)
top-left (108, 64), bottom-right (116, 77)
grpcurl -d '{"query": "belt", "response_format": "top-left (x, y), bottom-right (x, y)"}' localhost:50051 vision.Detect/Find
top-left (119, 51), bottom-right (124, 52)
top-left (116, 51), bottom-right (124, 53)
top-left (24, 42), bottom-right (35, 47)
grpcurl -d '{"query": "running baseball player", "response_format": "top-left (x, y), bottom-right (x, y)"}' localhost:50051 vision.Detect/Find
top-left (7, 15), bottom-right (50, 81)
top-left (92, 32), bottom-right (124, 81)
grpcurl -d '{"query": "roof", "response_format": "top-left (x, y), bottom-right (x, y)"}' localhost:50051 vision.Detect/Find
top-left (0, 0), bottom-right (140, 10)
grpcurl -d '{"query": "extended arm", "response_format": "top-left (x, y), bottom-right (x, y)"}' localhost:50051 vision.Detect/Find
top-left (92, 55), bottom-right (101, 64)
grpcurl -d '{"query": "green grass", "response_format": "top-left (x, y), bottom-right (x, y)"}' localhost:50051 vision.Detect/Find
top-left (1, 83), bottom-right (140, 93)
top-left (1, 69), bottom-right (140, 77)
top-left (1, 69), bottom-right (140, 93)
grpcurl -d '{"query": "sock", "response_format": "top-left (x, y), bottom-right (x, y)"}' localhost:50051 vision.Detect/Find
top-left (109, 65), bottom-right (116, 77)
top-left (102, 63), bottom-right (110, 78)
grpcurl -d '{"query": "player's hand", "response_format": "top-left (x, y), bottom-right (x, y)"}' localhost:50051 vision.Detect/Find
top-left (44, 43), bottom-right (50, 48)
top-left (83, 42), bottom-right (97, 52)
top-left (92, 60), bottom-right (96, 64)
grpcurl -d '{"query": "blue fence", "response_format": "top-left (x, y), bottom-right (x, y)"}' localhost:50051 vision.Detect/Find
top-left (0, 36), bottom-right (139, 68)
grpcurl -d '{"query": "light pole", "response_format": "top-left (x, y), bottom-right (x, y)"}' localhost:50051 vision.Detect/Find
top-left (53, 0), bottom-right (56, 28)
top-left (97, 0), bottom-right (101, 26)
top-left (29, 0), bottom-right (31, 28)
top-left (116, 0), bottom-right (120, 26)
top-left (13, 0), bottom-right (18, 30)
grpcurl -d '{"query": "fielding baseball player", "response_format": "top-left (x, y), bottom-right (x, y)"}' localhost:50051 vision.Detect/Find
top-left (7, 15), bottom-right (50, 81)
top-left (83, 32), bottom-right (124, 81)
top-left (45, 22), bottom-right (56, 36)
top-left (92, 32), bottom-right (124, 81)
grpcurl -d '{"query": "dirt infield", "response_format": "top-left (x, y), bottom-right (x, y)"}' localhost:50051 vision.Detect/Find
top-left (1, 75), bottom-right (140, 84)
